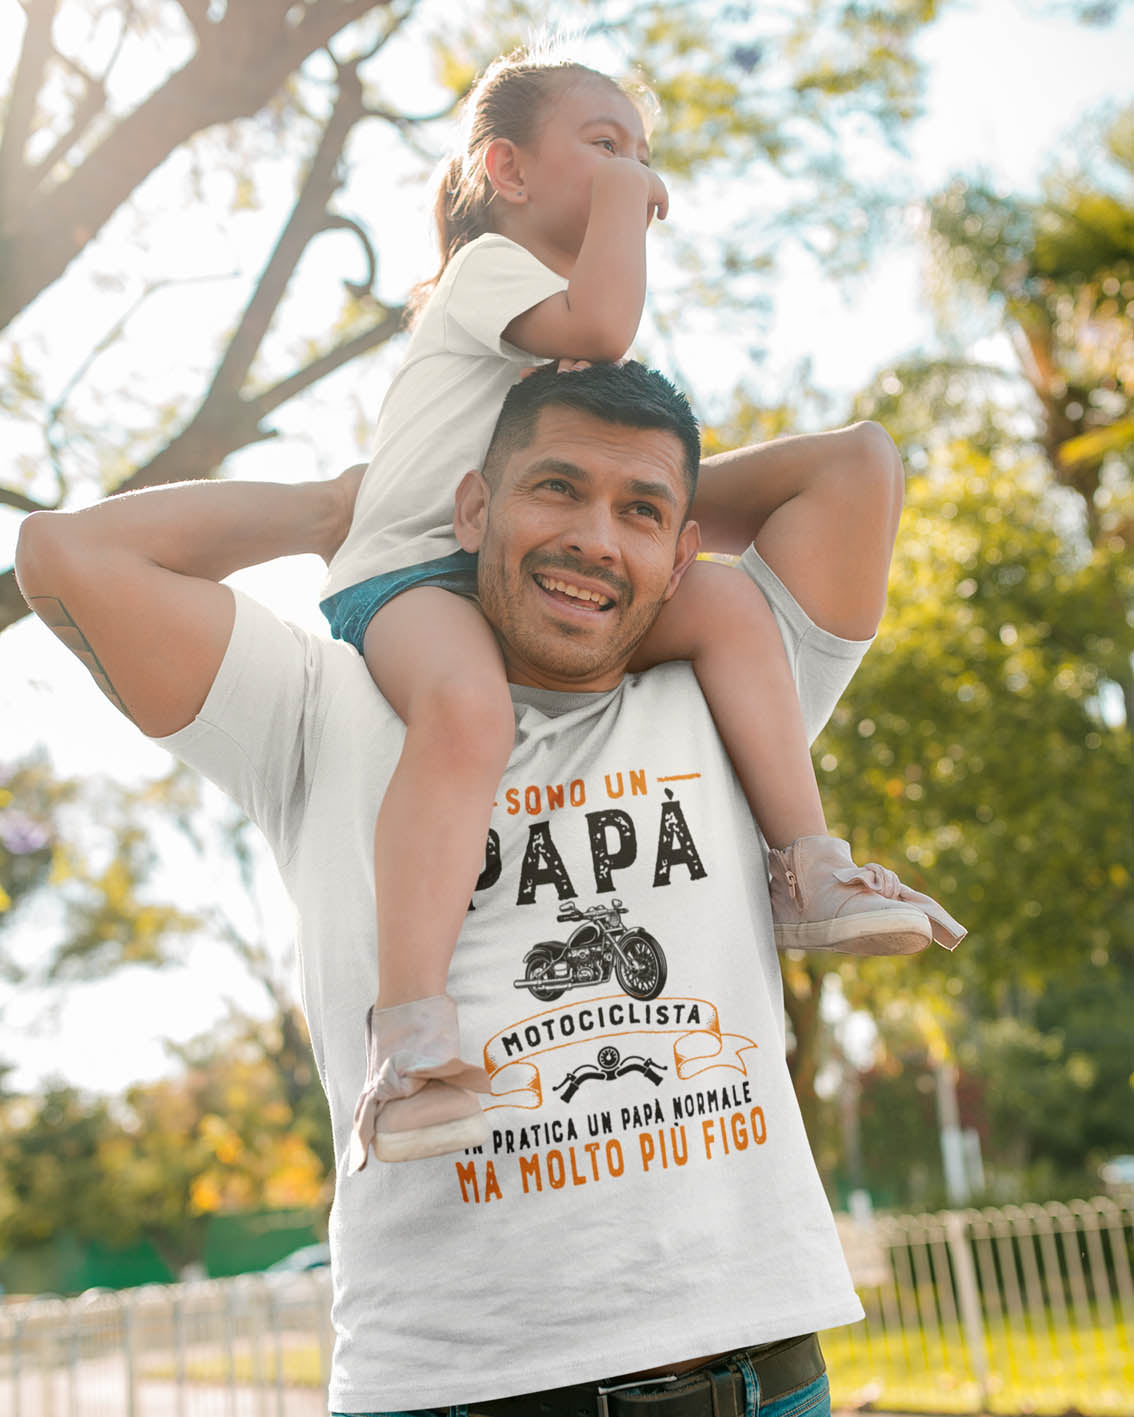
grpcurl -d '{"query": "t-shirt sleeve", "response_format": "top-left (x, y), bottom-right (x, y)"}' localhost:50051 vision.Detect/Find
top-left (151, 590), bottom-right (319, 861)
top-left (737, 546), bottom-right (872, 744)
top-left (442, 236), bottom-right (569, 360)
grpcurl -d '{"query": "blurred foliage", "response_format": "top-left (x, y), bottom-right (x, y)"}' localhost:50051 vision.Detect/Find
top-left (704, 125), bottom-right (1132, 1184)
top-left (435, 0), bottom-right (943, 280)
top-left (819, 452), bottom-right (1129, 992)
top-left (964, 962), bottom-right (1134, 1185)
top-left (0, 0), bottom-right (947, 576)
top-left (921, 104), bottom-right (1134, 540)
top-left (1, 4), bottom-right (1131, 1235)
top-left (0, 756), bottom-right (200, 981)
top-left (828, 951), bottom-right (1134, 1210)
top-left (0, 757), bottom-right (56, 928)
top-left (0, 1010), bottom-right (330, 1271)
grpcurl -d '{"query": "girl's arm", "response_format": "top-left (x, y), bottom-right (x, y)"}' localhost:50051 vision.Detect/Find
top-left (504, 159), bottom-right (667, 362)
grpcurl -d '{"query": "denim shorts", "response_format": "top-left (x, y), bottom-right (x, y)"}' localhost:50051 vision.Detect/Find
top-left (320, 550), bottom-right (479, 653)
top-left (331, 1362), bottom-right (831, 1417)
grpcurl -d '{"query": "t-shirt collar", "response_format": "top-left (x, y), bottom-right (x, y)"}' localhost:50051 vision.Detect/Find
top-left (508, 679), bottom-right (624, 720)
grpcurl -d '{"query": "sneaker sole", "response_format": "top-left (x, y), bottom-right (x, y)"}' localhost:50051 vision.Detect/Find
top-left (775, 908), bottom-right (931, 955)
top-left (374, 1110), bottom-right (490, 1163)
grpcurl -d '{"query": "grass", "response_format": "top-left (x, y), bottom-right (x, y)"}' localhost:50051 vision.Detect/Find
top-left (821, 1313), bottom-right (1134, 1416)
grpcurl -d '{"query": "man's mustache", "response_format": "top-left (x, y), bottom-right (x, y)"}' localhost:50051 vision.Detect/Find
top-left (522, 553), bottom-right (631, 603)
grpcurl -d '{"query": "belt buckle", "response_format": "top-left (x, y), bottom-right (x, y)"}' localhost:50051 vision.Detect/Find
top-left (595, 1372), bottom-right (678, 1417)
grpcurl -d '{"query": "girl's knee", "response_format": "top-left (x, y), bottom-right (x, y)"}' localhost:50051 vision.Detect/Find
top-left (410, 673), bottom-right (514, 766)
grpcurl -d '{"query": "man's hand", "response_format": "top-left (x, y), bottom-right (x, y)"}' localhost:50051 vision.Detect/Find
top-left (319, 463), bottom-right (366, 564)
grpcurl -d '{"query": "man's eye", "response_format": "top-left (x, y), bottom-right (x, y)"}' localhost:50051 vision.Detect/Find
top-left (542, 479), bottom-right (572, 494)
top-left (631, 503), bottom-right (662, 520)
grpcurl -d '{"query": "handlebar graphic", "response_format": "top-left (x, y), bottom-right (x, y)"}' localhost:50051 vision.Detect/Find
top-left (555, 898), bottom-right (628, 922)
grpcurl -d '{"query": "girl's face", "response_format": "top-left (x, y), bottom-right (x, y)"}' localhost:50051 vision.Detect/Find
top-left (513, 77), bottom-right (652, 262)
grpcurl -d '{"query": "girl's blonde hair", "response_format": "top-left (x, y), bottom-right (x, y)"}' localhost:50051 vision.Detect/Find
top-left (408, 51), bottom-right (648, 320)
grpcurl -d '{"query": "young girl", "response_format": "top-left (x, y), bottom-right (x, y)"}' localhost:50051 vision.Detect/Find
top-left (326, 53), bottom-right (965, 1170)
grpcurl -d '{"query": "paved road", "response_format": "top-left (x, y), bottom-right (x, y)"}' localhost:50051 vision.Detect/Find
top-left (8, 1356), bottom-right (329, 1416)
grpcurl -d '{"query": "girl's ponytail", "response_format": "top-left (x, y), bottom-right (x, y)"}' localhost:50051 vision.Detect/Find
top-left (407, 153), bottom-right (491, 322)
top-left (406, 52), bottom-right (634, 324)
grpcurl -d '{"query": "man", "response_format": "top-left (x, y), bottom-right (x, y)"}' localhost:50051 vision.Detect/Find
top-left (17, 361), bottom-right (901, 1417)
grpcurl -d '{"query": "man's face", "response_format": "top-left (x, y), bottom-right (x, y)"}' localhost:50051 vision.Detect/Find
top-left (455, 406), bottom-right (700, 692)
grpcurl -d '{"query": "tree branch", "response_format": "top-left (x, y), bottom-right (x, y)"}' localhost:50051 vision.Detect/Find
top-left (173, 0), bottom-right (210, 42)
top-left (44, 270), bottom-right (241, 485)
top-left (204, 64), bottom-right (368, 403)
top-left (320, 213), bottom-right (379, 299)
top-left (0, 0), bottom-right (59, 213)
top-left (18, 75), bottom-right (108, 201)
top-left (248, 305), bottom-right (404, 418)
top-left (107, 306), bottom-right (403, 499)
top-left (328, 0), bottom-right (414, 66)
top-left (0, 487), bottom-right (54, 514)
top-left (0, 0), bottom-right (395, 332)
top-left (0, 568), bottom-right (34, 632)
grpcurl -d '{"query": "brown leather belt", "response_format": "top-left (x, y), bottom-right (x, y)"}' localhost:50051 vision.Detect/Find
top-left (469, 1333), bottom-right (825, 1417)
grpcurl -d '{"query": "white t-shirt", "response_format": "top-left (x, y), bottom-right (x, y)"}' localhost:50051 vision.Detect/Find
top-left (158, 547), bottom-right (869, 1412)
top-left (322, 233), bottom-right (569, 601)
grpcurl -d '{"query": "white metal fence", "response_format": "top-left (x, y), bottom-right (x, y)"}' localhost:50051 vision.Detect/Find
top-left (2, 1196), bottom-right (1132, 1416)
top-left (830, 1195), bottom-right (1134, 1414)
top-left (1, 1270), bottom-right (334, 1416)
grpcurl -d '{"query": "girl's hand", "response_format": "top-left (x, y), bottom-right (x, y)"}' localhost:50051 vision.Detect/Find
top-left (519, 359), bottom-right (591, 380)
top-left (645, 168), bottom-right (669, 224)
top-left (594, 158), bottom-right (669, 224)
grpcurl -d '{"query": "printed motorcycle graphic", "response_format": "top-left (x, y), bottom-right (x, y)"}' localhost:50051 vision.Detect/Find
top-left (513, 898), bottom-right (667, 1002)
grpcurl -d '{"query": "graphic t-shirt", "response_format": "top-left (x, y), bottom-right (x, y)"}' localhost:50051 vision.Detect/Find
top-left (322, 233), bottom-right (569, 601)
top-left (158, 547), bottom-right (869, 1412)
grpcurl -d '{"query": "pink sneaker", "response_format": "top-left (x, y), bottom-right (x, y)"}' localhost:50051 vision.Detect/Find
top-left (348, 996), bottom-right (491, 1169)
top-left (768, 835), bottom-right (966, 955)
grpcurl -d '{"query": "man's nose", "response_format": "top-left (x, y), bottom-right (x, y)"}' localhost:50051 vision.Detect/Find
top-left (561, 500), bottom-right (619, 562)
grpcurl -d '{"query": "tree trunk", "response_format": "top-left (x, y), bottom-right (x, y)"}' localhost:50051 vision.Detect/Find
top-left (0, 0), bottom-right (394, 331)
top-left (783, 958), bottom-right (828, 1137)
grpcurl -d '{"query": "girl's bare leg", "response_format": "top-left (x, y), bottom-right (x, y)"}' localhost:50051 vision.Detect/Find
top-left (362, 587), bottom-right (514, 1008)
top-left (634, 430), bottom-right (965, 956)
top-left (634, 426), bottom-right (904, 845)
top-left (630, 559), bottom-right (825, 848)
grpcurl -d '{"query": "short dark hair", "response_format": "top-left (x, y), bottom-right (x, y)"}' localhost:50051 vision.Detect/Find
top-left (482, 361), bottom-right (701, 504)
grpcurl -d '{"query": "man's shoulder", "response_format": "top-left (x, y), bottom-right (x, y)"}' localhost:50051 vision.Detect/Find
top-left (224, 591), bottom-right (383, 722)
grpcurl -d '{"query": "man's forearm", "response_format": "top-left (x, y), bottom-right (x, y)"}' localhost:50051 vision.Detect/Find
top-left (699, 421), bottom-right (903, 641)
top-left (694, 422), bottom-right (902, 554)
top-left (18, 474), bottom-right (352, 587)
top-left (15, 470), bottom-right (360, 737)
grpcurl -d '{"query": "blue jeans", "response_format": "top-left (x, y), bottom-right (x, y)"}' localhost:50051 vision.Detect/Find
top-left (332, 1367), bottom-right (832, 1417)
top-left (320, 550), bottom-right (479, 652)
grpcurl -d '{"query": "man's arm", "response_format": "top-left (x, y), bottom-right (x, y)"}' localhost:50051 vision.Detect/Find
top-left (15, 470), bottom-right (361, 738)
top-left (693, 422), bottom-right (904, 641)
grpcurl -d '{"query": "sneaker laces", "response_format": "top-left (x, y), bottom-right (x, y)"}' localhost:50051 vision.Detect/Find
top-left (832, 862), bottom-right (967, 951)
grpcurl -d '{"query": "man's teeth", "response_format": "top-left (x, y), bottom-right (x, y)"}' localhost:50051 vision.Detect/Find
top-left (536, 574), bottom-right (612, 607)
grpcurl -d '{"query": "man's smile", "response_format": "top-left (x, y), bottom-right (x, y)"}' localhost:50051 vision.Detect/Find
top-left (532, 571), bottom-right (616, 611)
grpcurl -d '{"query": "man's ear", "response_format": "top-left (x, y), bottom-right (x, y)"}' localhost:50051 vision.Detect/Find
top-left (663, 520), bottom-right (702, 602)
top-left (454, 469), bottom-right (489, 552)
top-left (484, 137), bottom-right (527, 204)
